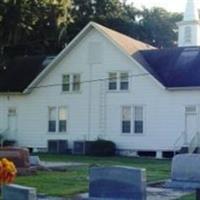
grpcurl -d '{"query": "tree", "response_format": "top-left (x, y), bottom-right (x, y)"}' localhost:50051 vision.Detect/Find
top-left (0, 0), bottom-right (183, 56)
top-left (63, 0), bottom-right (137, 42)
top-left (62, 1), bottom-right (182, 49)
top-left (137, 7), bottom-right (182, 48)
top-left (0, 0), bottom-right (72, 55)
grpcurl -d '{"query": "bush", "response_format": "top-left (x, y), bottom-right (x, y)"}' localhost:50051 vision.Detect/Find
top-left (90, 139), bottom-right (116, 157)
top-left (3, 140), bottom-right (16, 147)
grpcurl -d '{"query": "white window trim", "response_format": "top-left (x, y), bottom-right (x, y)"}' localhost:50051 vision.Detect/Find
top-left (184, 26), bottom-right (192, 44)
top-left (107, 71), bottom-right (131, 93)
top-left (185, 105), bottom-right (197, 115)
top-left (7, 107), bottom-right (18, 132)
top-left (47, 106), bottom-right (69, 134)
top-left (120, 105), bottom-right (146, 136)
top-left (58, 106), bottom-right (68, 133)
top-left (121, 105), bottom-right (132, 134)
top-left (62, 73), bottom-right (82, 94)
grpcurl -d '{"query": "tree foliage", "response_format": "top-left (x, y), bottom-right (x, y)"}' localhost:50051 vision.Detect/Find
top-left (138, 8), bottom-right (182, 48)
top-left (0, 0), bottom-right (72, 55)
top-left (0, 0), bottom-right (183, 55)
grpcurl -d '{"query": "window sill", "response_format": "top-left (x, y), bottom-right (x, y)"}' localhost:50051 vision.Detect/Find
top-left (107, 90), bottom-right (130, 93)
top-left (47, 132), bottom-right (68, 135)
top-left (61, 91), bottom-right (82, 95)
top-left (121, 133), bottom-right (145, 136)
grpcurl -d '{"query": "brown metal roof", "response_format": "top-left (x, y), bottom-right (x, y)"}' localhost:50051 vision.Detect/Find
top-left (94, 23), bottom-right (155, 55)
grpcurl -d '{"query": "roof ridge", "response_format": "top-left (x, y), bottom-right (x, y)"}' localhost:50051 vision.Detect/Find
top-left (92, 22), bottom-right (156, 55)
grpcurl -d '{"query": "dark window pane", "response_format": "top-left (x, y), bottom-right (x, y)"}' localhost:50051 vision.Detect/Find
top-left (120, 82), bottom-right (129, 90)
top-left (134, 121), bottom-right (143, 133)
top-left (122, 121), bottom-right (131, 133)
top-left (62, 84), bottom-right (70, 92)
top-left (49, 121), bottom-right (56, 132)
top-left (109, 82), bottom-right (117, 90)
top-left (73, 83), bottom-right (80, 91)
top-left (73, 74), bottom-right (81, 91)
top-left (59, 120), bottom-right (67, 132)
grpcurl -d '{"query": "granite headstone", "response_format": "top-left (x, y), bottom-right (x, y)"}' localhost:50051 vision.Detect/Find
top-left (3, 184), bottom-right (37, 200)
top-left (165, 154), bottom-right (200, 189)
top-left (89, 166), bottom-right (146, 200)
top-left (0, 147), bottom-right (30, 168)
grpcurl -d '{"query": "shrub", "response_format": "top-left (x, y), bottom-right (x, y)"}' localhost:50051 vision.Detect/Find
top-left (3, 140), bottom-right (16, 147)
top-left (90, 139), bottom-right (116, 157)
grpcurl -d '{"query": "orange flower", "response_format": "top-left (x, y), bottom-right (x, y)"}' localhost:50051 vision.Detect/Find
top-left (0, 158), bottom-right (17, 185)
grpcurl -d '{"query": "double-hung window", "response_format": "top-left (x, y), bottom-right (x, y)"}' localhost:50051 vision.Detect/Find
top-left (122, 106), bottom-right (131, 133)
top-left (184, 26), bottom-right (192, 44)
top-left (121, 105), bottom-right (144, 134)
top-left (72, 74), bottom-right (81, 91)
top-left (62, 74), bottom-right (81, 92)
top-left (108, 72), bottom-right (129, 91)
top-left (134, 106), bottom-right (143, 134)
top-left (62, 75), bottom-right (70, 92)
top-left (59, 107), bottom-right (67, 132)
top-left (120, 72), bottom-right (129, 90)
top-left (109, 73), bottom-right (117, 90)
top-left (48, 107), bottom-right (56, 132)
top-left (48, 106), bottom-right (68, 133)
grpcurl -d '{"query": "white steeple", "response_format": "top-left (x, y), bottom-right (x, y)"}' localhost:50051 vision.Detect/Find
top-left (184, 0), bottom-right (199, 21)
top-left (177, 0), bottom-right (200, 47)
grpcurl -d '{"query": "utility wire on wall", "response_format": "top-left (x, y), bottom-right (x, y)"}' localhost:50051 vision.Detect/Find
top-left (27, 72), bottom-right (150, 90)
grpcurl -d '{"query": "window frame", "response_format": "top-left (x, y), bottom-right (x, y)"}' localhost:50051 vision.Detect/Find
top-left (72, 74), bottom-right (81, 92)
top-left (108, 71), bottom-right (130, 92)
top-left (121, 105), bottom-right (132, 134)
top-left (58, 106), bottom-right (67, 133)
top-left (62, 74), bottom-right (70, 92)
top-left (48, 106), bottom-right (68, 134)
top-left (48, 106), bottom-right (57, 133)
top-left (108, 72), bottom-right (118, 91)
top-left (184, 26), bottom-right (192, 44)
top-left (121, 105), bottom-right (145, 135)
top-left (133, 106), bottom-right (144, 134)
top-left (62, 73), bottom-right (81, 93)
top-left (8, 107), bottom-right (18, 132)
top-left (120, 72), bottom-right (129, 91)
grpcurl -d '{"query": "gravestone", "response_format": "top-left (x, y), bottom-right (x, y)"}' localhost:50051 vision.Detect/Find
top-left (3, 184), bottom-right (37, 200)
top-left (29, 156), bottom-right (41, 166)
top-left (89, 166), bottom-right (146, 200)
top-left (165, 154), bottom-right (200, 189)
top-left (0, 147), bottom-right (30, 168)
top-left (196, 189), bottom-right (200, 200)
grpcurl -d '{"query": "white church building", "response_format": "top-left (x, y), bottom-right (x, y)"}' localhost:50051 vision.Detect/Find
top-left (0, 0), bottom-right (199, 158)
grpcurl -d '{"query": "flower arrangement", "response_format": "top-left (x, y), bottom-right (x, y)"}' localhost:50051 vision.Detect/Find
top-left (0, 158), bottom-right (17, 184)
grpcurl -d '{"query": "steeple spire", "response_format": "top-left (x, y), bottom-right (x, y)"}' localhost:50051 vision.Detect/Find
top-left (177, 0), bottom-right (200, 47)
top-left (184, 0), bottom-right (199, 21)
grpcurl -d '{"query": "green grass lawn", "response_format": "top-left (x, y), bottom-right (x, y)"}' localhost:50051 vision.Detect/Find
top-left (179, 194), bottom-right (195, 200)
top-left (14, 154), bottom-right (194, 199)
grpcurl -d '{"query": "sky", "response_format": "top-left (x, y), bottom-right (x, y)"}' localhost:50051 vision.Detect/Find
top-left (126, 0), bottom-right (189, 13)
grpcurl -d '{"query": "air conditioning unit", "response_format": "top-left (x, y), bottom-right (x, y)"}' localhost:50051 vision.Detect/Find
top-left (48, 140), bottom-right (68, 154)
top-left (73, 141), bottom-right (93, 155)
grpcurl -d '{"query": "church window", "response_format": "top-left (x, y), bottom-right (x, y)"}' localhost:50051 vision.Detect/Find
top-left (184, 26), bottom-right (192, 43)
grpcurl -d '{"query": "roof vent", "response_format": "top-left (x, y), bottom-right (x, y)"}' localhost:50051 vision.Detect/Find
top-left (177, 47), bottom-right (200, 67)
top-left (42, 56), bottom-right (55, 66)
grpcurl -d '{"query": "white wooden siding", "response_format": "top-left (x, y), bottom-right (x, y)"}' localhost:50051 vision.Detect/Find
top-left (0, 29), bottom-right (199, 151)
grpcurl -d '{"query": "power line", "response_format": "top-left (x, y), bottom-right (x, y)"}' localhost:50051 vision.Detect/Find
top-left (27, 72), bottom-right (150, 90)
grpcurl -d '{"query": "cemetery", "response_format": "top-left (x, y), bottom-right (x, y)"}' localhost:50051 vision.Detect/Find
top-left (0, 146), bottom-right (197, 200)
